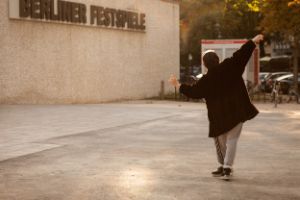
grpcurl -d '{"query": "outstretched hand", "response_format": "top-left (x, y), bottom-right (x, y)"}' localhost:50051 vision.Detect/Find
top-left (168, 74), bottom-right (181, 88)
top-left (252, 34), bottom-right (264, 44)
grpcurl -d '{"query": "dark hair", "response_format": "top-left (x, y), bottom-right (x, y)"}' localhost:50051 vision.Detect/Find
top-left (203, 51), bottom-right (219, 68)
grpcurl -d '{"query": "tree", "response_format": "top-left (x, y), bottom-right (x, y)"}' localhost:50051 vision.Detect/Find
top-left (260, 0), bottom-right (300, 93)
top-left (222, 0), bottom-right (262, 39)
top-left (180, 0), bottom-right (263, 68)
top-left (180, 0), bottom-right (224, 67)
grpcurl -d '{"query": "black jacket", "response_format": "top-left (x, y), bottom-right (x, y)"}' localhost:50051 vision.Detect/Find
top-left (180, 40), bottom-right (259, 138)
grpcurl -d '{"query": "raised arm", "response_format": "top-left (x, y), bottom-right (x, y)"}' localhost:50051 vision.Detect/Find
top-left (220, 34), bottom-right (263, 76)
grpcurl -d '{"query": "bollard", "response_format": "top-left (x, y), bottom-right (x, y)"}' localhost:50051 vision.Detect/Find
top-left (274, 89), bottom-right (278, 108)
top-left (160, 80), bottom-right (165, 100)
top-left (174, 87), bottom-right (177, 100)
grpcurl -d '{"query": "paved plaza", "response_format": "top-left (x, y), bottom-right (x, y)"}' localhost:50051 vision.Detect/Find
top-left (0, 101), bottom-right (300, 200)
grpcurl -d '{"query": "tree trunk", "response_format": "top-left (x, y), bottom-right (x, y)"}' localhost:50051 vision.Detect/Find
top-left (293, 40), bottom-right (299, 94)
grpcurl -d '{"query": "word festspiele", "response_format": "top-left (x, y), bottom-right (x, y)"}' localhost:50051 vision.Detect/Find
top-left (19, 0), bottom-right (146, 31)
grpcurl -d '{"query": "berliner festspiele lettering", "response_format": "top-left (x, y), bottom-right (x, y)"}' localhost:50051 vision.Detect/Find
top-left (19, 0), bottom-right (87, 23)
top-left (18, 0), bottom-right (146, 31)
top-left (90, 6), bottom-right (146, 31)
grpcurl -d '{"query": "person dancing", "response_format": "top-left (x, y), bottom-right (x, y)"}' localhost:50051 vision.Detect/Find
top-left (169, 34), bottom-right (264, 180)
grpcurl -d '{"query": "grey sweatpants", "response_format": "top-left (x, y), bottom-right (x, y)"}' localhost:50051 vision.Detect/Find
top-left (214, 123), bottom-right (243, 168)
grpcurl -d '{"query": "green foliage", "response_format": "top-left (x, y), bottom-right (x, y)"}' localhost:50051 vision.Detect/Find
top-left (261, 0), bottom-right (300, 40)
top-left (222, 0), bottom-right (262, 39)
top-left (260, 0), bottom-right (300, 90)
top-left (180, 0), bottom-right (224, 65)
top-left (180, 0), bottom-right (263, 66)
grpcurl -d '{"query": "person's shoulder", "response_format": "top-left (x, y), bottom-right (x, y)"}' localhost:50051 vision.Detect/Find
top-left (200, 73), bottom-right (210, 80)
top-left (219, 58), bottom-right (231, 68)
top-left (202, 72), bottom-right (218, 84)
top-left (207, 65), bottom-right (224, 76)
top-left (195, 74), bottom-right (209, 84)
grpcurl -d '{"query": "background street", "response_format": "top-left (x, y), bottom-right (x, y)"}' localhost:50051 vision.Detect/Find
top-left (0, 101), bottom-right (299, 200)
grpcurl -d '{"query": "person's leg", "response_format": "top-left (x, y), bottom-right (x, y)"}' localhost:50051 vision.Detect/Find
top-left (212, 134), bottom-right (227, 176)
top-left (222, 123), bottom-right (243, 180)
top-left (223, 122), bottom-right (243, 168)
top-left (214, 134), bottom-right (227, 165)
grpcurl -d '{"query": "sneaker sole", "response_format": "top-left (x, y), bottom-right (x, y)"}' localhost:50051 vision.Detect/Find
top-left (212, 174), bottom-right (224, 177)
top-left (221, 175), bottom-right (232, 181)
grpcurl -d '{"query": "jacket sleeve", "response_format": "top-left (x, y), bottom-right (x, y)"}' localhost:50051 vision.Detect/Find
top-left (179, 77), bottom-right (207, 99)
top-left (219, 40), bottom-right (256, 77)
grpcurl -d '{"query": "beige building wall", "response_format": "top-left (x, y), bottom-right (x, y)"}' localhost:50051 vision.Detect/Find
top-left (0, 0), bottom-right (179, 104)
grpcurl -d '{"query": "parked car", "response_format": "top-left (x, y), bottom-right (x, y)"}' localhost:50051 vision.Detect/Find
top-left (261, 72), bottom-right (291, 92)
top-left (259, 72), bottom-right (270, 82)
top-left (274, 74), bottom-right (300, 94)
top-left (192, 67), bottom-right (201, 76)
top-left (259, 72), bottom-right (271, 91)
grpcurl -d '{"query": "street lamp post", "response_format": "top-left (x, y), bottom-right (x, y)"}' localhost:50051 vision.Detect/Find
top-left (215, 22), bottom-right (221, 39)
top-left (188, 53), bottom-right (193, 77)
top-left (289, 35), bottom-right (299, 99)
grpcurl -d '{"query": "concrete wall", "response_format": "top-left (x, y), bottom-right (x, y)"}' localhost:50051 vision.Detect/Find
top-left (0, 0), bottom-right (179, 104)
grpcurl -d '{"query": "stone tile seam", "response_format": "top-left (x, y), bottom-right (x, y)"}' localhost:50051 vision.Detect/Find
top-left (43, 114), bottom-right (182, 142)
top-left (0, 114), bottom-right (183, 163)
top-left (0, 143), bottom-right (67, 164)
